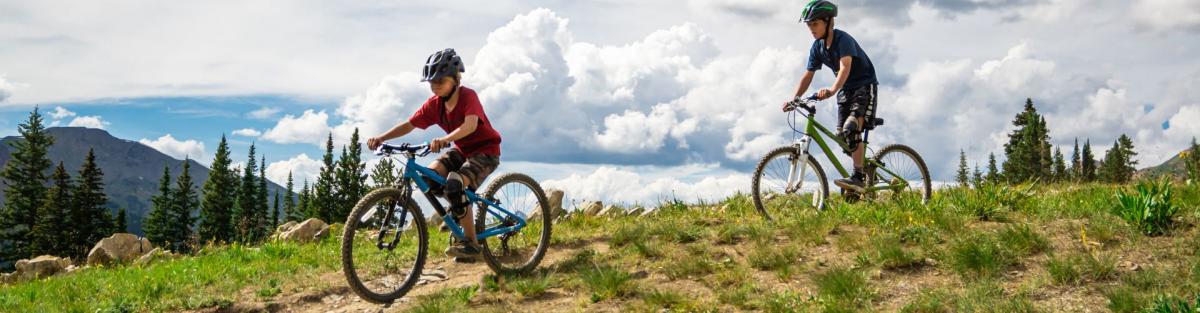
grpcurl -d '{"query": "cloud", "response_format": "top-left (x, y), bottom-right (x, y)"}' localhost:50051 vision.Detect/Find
top-left (247, 107), bottom-right (282, 120)
top-left (541, 164), bottom-right (749, 206)
top-left (49, 106), bottom-right (76, 119)
top-left (138, 134), bottom-right (207, 161)
top-left (265, 153), bottom-right (323, 186)
top-left (0, 76), bottom-right (12, 102)
top-left (67, 115), bottom-right (109, 129)
top-left (261, 109), bottom-right (332, 145)
top-left (232, 128), bottom-right (261, 137)
top-left (1133, 0), bottom-right (1200, 32)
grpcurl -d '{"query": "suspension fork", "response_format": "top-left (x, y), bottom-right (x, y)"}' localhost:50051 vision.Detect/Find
top-left (372, 178), bottom-right (412, 250)
top-left (786, 137), bottom-right (813, 194)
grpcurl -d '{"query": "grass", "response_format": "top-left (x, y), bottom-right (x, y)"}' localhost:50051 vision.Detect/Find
top-left (5, 181), bottom-right (1200, 312)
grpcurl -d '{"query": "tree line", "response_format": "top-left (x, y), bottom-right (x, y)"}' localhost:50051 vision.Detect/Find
top-left (0, 107), bottom-right (397, 265)
top-left (955, 98), bottom-right (1142, 187)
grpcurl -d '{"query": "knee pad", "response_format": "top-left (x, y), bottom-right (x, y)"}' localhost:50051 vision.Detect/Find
top-left (840, 117), bottom-right (862, 155)
top-left (445, 173), bottom-right (467, 217)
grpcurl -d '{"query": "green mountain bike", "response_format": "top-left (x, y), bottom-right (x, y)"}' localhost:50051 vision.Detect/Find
top-left (751, 93), bottom-right (931, 220)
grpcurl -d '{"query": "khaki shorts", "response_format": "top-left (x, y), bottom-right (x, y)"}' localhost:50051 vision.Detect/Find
top-left (433, 148), bottom-right (499, 189)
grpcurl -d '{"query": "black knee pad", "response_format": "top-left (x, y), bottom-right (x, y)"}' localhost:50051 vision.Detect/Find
top-left (840, 117), bottom-right (862, 155)
top-left (445, 173), bottom-right (467, 217)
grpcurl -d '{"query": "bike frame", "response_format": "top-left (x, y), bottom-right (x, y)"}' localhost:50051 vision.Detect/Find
top-left (789, 107), bottom-right (911, 194)
top-left (369, 150), bottom-right (527, 245)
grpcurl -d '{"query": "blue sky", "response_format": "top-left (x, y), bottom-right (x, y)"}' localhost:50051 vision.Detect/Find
top-left (1, 1), bottom-right (1197, 205)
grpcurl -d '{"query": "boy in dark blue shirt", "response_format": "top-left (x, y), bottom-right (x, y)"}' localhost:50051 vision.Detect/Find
top-left (786, 0), bottom-right (879, 193)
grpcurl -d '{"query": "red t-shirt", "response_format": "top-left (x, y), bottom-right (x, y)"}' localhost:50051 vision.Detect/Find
top-left (408, 86), bottom-right (502, 157)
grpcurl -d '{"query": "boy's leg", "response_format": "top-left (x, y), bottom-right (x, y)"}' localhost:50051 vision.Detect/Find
top-left (834, 85), bottom-right (874, 192)
top-left (445, 153), bottom-right (500, 258)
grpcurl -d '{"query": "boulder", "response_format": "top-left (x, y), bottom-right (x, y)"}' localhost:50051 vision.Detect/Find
top-left (599, 205), bottom-right (623, 216)
top-left (626, 207), bottom-right (645, 216)
top-left (134, 248), bottom-right (177, 266)
top-left (275, 221), bottom-right (298, 235)
top-left (581, 201), bottom-right (604, 216)
top-left (14, 255), bottom-right (71, 281)
top-left (278, 218), bottom-right (331, 243)
top-left (546, 189), bottom-right (566, 219)
top-left (87, 233), bottom-right (155, 266)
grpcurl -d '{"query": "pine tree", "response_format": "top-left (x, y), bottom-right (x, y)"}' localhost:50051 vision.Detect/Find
top-left (334, 128), bottom-right (367, 221)
top-left (1099, 140), bottom-right (1122, 183)
top-left (256, 156), bottom-right (269, 241)
top-left (1052, 148), bottom-right (1067, 182)
top-left (1117, 134), bottom-right (1138, 182)
top-left (956, 149), bottom-right (970, 187)
top-left (115, 208), bottom-right (127, 233)
top-left (1002, 98), bottom-right (1052, 182)
top-left (271, 190), bottom-right (280, 230)
top-left (371, 157), bottom-right (398, 189)
top-left (30, 162), bottom-right (71, 257)
top-left (1070, 138), bottom-right (1081, 181)
top-left (144, 165), bottom-right (174, 248)
top-left (297, 180), bottom-right (311, 221)
top-left (971, 165), bottom-right (983, 188)
top-left (171, 159), bottom-right (198, 252)
top-left (283, 172), bottom-right (296, 222)
top-left (69, 149), bottom-right (112, 260)
top-left (199, 136), bottom-right (237, 243)
top-left (233, 144), bottom-right (260, 243)
top-left (1082, 139), bottom-right (1097, 182)
top-left (1, 107), bottom-right (55, 262)
top-left (986, 153), bottom-right (1000, 183)
top-left (313, 134), bottom-right (337, 222)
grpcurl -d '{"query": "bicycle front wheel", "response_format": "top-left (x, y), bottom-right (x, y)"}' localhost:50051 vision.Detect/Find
top-left (751, 145), bottom-right (829, 221)
top-left (476, 173), bottom-right (551, 275)
top-left (341, 187), bottom-right (428, 304)
top-left (868, 144), bottom-right (932, 204)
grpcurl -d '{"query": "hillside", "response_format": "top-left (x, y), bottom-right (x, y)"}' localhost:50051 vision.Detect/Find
top-left (0, 127), bottom-right (289, 235)
top-left (1, 183), bottom-right (1199, 312)
top-left (1138, 148), bottom-right (1192, 180)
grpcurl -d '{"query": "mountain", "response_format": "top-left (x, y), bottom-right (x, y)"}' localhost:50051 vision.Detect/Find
top-left (1137, 147), bottom-right (1193, 180)
top-left (0, 127), bottom-right (291, 235)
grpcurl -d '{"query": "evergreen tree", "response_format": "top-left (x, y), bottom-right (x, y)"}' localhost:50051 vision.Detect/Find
top-left (199, 136), bottom-right (237, 243)
top-left (69, 149), bottom-right (112, 260)
top-left (297, 180), bottom-right (311, 221)
top-left (1117, 134), bottom-right (1138, 181)
top-left (1070, 138), bottom-right (1081, 181)
top-left (272, 190), bottom-right (280, 230)
top-left (313, 134), bottom-right (337, 222)
top-left (115, 208), bottom-right (127, 233)
top-left (971, 165), bottom-right (983, 188)
top-left (1082, 139), bottom-right (1097, 182)
top-left (1098, 135), bottom-right (1139, 184)
top-left (233, 144), bottom-right (260, 243)
top-left (956, 149), bottom-right (970, 187)
top-left (144, 165), bottom-right (174, 248)
top-left (334, 128), bottom-right (367, 222)
top-left (986, 153), bottom-right (1000, 183)
top-left (30, 162), bottom-right (71, 257)
top-left (256, 156), bottom-right (269, 241)
top-left (1052, 148), bottom-right (1067, 182)
top-left (171, 159), bottom-right (198, 252)
top-left (371, 157), bottom-right (397, 189)
top-left (0, 107), bottom-right (55, 262)
top-left (283, 172), bottom-right (296, 222)
top-left (1001, 98), bottom-right (1052, 182)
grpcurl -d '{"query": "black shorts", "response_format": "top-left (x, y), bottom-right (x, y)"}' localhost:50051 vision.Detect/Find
top-left (433, 148), bottom-right (500, 189)
top-left (836, 83), bottom-right (879, 131)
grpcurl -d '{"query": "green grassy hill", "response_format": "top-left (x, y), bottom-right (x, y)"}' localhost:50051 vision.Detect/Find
top-left (2, 183), bottom-right (1200, 312)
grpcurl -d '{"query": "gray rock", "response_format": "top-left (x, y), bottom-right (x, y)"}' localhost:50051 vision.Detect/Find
top-left (546, 189), bottom-right (566, 219)
top-left (14, 255), bottom-right (71, 281)
top-left (582, 201), bottom-right (604, 216)
top-left (87, 233), bottom-right (155, 266)
top-left (134, 248), bottom-right (177, 266)
top-left (278, 218), bottom-right (331, 243)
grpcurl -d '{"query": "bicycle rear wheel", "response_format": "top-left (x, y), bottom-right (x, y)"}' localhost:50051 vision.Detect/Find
top-left (868, 144), bottom-right (932, 204)
top-left (751, 145), bottom-right (829, 221)
top-left (342, 187), bottom-right (428, 304)
top-left (476, 173), bottom-right (551, 275)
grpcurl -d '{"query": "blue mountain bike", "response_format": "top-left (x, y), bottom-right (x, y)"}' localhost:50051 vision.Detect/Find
top-left (341, 143), bottom-right (551, 304)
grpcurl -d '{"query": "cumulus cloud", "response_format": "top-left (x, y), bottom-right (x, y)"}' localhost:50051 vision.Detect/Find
top-left (247, 107), bottom-right (282, 120)
top-left (0, 76), bottom-right (12, 102)
top-left (261, 110), bottom-right (332, 145)
top-left (1133, 0), bottom-right (1200, 32)
top-left (541, 165), bottom-right (749, 206)
top-left (139, 134), bottom-right (207, 161)
top-left (68, 115), bottom-right (110, 129)
top-left (265, 153), bottom-right (323, 186)
top-left (232, 128), bottom-right (262, 137)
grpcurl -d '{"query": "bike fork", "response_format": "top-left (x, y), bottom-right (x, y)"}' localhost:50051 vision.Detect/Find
top-left (786, 138), bottom-right (812, 194)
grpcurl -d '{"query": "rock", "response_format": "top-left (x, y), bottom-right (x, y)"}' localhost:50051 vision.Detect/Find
top-left (14, 255), bottom-right (72, 281)
top-left (546, 189), bottom-right (566, 219)
top-left (641, 208), bottom-right (657, 217)
top-left (275, 221), bottom-right (298, 235)
top-left (278, 218), bottom-right (331, 243)
top-left (1, 273), bottom-right (13, 284)
top-left (599, 205), bottom-right (623, 216)
top-left (626, 207), bottom-right (645, 216)
top-left (87, 233), bottom-right (155, 266)
top-left (582, 201), bottom-right (604, 216)
top-left (134, 248), bottom-right (176, 266)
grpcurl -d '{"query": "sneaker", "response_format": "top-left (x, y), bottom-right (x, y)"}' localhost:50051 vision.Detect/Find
top-left (834, 172), bottom-right (866, 193)
top-left (445, 241), bottom-right (482, 259)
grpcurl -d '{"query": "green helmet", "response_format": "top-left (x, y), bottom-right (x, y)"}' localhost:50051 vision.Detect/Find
top-left (800, 0), bottom-right (838, 23)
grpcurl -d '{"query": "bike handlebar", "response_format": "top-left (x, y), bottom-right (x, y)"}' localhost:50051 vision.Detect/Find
top-left (785, 93), bottom-right (820, 115)
top-left (375, 142), bottom-right (432, 157)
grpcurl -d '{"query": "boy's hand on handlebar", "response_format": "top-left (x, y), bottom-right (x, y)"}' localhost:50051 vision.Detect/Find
top-left (430, 137), bottom-right (451, 153)
top-left (367, 137), bottom-right (382, 151)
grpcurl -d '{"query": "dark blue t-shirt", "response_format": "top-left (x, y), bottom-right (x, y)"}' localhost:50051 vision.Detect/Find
top-left (807, 29), bottom-right (877, 90)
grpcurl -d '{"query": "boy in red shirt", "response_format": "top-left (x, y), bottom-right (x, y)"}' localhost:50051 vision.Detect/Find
top-left (367, 48), bottom-right (502, 261)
